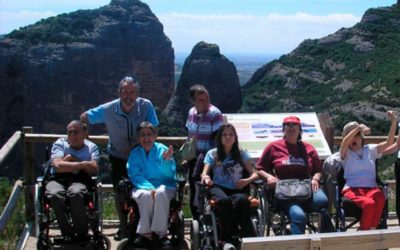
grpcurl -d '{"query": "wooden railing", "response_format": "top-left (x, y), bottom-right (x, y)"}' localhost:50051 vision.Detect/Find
top-left (242, 228), bottom-right (400, 250)
top-left (0, 131), bottom-right (23, 232)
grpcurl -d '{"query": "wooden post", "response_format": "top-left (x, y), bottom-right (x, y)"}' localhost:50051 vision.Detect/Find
top-left (317, 113), bottom-right (335, 214)
top-left (317, 112), bottom-right (334, 152)
top-left (23, 126), bottom-right (35, 233)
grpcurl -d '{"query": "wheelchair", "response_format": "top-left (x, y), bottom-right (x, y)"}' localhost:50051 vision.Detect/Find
top-left (190, 181), bottom-right (266, 250)
top-left (332, 161), bottom-right (389, 231)
top-left (117, 176), bottom-right (187, 250)
top-left (34, 162), bottom-right (111, 250)
top-left (260, 183), bottom-right (320, 236)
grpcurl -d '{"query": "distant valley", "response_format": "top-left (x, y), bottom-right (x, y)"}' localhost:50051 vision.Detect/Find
top-left (175, 52), bottom-right (279, 86)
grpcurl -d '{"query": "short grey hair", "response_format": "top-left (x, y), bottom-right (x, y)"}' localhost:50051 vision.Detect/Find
top-left (118, 76), bottom-right (139, 92)
top-left (67, 120), bottom-right (87, 132)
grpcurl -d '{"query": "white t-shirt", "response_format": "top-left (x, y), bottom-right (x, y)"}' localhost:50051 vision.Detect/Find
top-left (342, 144), bottom-right (381, 188)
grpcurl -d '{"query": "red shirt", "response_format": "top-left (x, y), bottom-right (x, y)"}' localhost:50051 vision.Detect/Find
top-left (256, 139), bottom-right (321, 180)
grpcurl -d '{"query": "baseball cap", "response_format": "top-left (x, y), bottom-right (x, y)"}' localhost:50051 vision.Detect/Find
top-left (283, 116), bottom-right (301, 125)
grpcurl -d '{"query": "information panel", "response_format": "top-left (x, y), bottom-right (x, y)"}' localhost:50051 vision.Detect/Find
top-left (224, 113), bottom-right (332, 159)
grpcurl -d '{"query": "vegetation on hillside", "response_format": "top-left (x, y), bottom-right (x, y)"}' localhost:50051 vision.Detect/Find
top-left (242, 4), bottom-right (400, 135)
top-left (7, 10), bottom-right (96, 45)
top-left (0, 178), bottom-right (25, 249)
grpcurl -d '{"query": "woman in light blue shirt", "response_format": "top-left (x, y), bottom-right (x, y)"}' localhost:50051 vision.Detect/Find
top-left (127, 121), bottom-right (176, 248)
top-left (201, 123), bottom-right (258, 247)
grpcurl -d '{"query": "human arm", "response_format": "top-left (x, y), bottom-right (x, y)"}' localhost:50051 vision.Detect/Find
top-left (377, 110), bottom-right (397, 155)
top-left (235, 158), bottom-right (259, 190)
top-left (200, 163), bottom-right (213, 186)
top-left (80, 112), bottom-right (89, 124)
top-left (309, 146), bottom-right (322, 192)
top-left (145, 101), bottom-right (159, 127)
top-left (52, 155), bottom-right (97, 174)
top-left (256, 144), bottom-right (278, 186)
top-left (158, 144), bottom-right (176, 178)
top-left (50, 139), bottom-right (98, 174)
top-left (126, 149), bottom-right (155, 190)
top-left (257, 170), bottom-right (278, 187)
top-left (339, 125), bottom-right (364, 159)
top-left (79, 102), bottom-right (109, 125)
top-left (382, 131), bottom-right (400, 155)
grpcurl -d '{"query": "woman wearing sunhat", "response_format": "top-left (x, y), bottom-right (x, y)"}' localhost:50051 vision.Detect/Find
top-left (256, 115), bottom-right (332, 234)
top-left (339, 111), bottom-right (397, 230)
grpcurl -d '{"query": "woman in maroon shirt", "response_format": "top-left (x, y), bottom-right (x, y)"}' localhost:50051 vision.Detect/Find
top-left (256, 116), bottom-right (332, 234)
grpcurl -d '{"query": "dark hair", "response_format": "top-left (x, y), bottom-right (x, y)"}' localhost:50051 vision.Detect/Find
top-left (136, 121), bottom-right (156, 134)
top-left (215, 123), bottom-right (242, 165)
top-left (118, 75), bottom-right (139, 92)
top-left (189, 84), bottom-right (209, 101)
top-left (67, 120), bottom-right (87, 132)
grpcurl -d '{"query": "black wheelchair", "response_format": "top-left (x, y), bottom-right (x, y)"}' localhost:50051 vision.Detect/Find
top-left (190, 181), bottom-right (266, 250)
top-left (117, 176), bottom-right (187, 250)
top-left (34, 162), bottom-right (110, 250)
top-left (332, 162), bottom-right (389, 231)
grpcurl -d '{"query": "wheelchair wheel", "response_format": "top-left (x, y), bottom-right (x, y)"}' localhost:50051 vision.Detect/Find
top-left (34, 183), bottom-right (42, 238)
top-left (37, 233), bottom-right (53, 250)
top-left (178, 210), bottom-right (185, 243)
top-left (191, 219), bottom-right (200, 250)
top-left (94, 233), bottom-right (111, 250)
top-left (116, 238), bottom-right (136, 250)
top-left (171, 209), bottom-right (185, 246)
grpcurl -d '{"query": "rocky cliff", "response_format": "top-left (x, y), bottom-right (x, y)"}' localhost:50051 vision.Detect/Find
top-left (0, 0), bottom-right (174, 143)
top-left (242, 4), bottom-right (400, 134)
top-left (162, 41), bottom-right (242, 131)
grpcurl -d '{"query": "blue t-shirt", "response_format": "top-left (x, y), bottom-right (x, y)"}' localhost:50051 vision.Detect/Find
top-left (50, 138), bottom-right (99, 175)
top-left (204, 148), bottom-right (250, 189)
top-left (86, 97), bottom-right (159, 160)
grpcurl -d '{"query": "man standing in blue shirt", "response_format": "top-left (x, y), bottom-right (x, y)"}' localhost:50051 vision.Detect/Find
top-left (80, 76), bottom-right (159, 240)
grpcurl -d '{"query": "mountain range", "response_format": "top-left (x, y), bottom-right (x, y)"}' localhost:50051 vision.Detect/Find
top-left (241, 3), bottom-right (400, 134)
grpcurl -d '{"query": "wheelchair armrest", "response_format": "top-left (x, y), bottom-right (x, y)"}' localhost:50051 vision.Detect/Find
top-left (252, 179), bottom-right (264, 187)
top-left (117, 177), bottom-right (133, 193)
top-left (377, 179), bottom-right (388, 187)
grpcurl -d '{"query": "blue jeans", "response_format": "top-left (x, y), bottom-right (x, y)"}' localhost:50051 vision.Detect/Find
top-left (280, 189), bottom-right (330, 234)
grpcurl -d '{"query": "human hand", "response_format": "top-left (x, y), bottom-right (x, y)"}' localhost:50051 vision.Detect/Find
top-left (63, 154), bottom-right (78, 162)
top-left (267, 175), bottom-right (278, 187)
top-left (201, 175), bottom-right (213, 186)
top-left (388, 110), bottom-right (397, 122)
top-left (359, 124), bottom-right (371, 135)
top-left (311, 179), bottom-right (320, 192)
top-left (235, 179), bottom-right (248, 190)
top-left (162, 145), bottom-right (174, 160)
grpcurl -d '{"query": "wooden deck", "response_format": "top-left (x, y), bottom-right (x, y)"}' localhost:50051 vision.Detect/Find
top-left (22, 213), bottom-right (400, 250)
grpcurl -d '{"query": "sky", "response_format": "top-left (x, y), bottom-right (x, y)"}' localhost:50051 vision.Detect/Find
top-left (0, 0), bottom-right (397, 55)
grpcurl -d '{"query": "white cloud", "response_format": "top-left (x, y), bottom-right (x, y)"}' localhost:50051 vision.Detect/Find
top-left (159, 12), bottom-right (360, 54)
top-left (0, 11), bottom-right (56, 34)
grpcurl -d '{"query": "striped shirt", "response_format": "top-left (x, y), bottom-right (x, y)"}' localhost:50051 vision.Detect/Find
top-left (185, 104), bottom-right (224, 153)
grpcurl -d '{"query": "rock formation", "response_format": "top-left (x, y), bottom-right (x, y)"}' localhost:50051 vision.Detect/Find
top-left (163, 41), bottom-right (242, 128)
top-left (0, 0), bottom-right (174, 144)
top-left (242, 3), bottom-right (400, 134)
